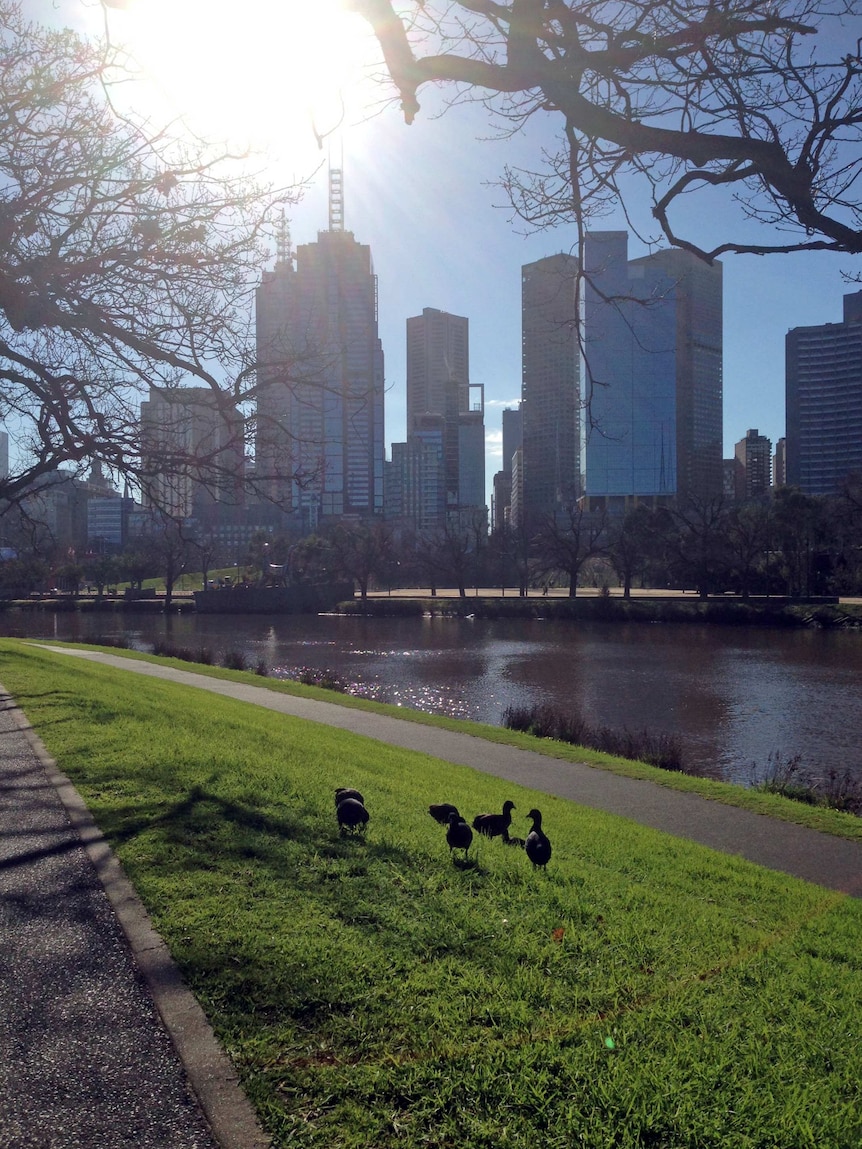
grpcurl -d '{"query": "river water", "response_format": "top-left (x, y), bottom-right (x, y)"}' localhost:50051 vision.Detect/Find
top-left (2, 607), bottom-right (861, 786)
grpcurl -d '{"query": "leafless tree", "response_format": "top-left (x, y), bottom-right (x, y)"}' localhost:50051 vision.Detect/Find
top-left (353, 0), bottom-right (862, 260)
top-left (533, 503), bottom-right (607, 596)
top-left (0, 3), bottom-right (286, 507)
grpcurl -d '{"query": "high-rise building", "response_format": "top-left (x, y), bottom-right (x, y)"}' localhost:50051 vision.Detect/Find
top-left (255, 195), bottom-right (385, 529)
top-left (403, 307), bottom-right (484, 527)
top-left (387, 430), bottom-right (445, 532)
top-left (501, 406), bottom-right (523, 479)
top-left (786, 291), bottom-right (862, 495)
top-left (583, 232), bottom-right (723, 507)
top-left (491, 404), bottom-right (523, 532)
top-left (734, 428), bottom-right (772, 500)
top-left (520, 254), bottom-right (580, 527)
top-left (773, 437), bottom-right (787, 488)
top-left (140, 386), bottom-right (245, 521)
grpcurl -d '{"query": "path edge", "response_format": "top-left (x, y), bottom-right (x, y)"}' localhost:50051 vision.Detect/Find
top-left (2, 689), bottom-right (270, 1149)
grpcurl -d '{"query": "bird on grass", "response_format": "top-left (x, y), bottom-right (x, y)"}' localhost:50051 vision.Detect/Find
top-left (335, 787), bottom-right (364, 807)
top-left (472, 800), bottom-right (516, 841)
top-left (336, 796), bottom-right (369, 836)
top-left (524, 808), bottom-right (552, 869)
top-left (445, 811), bottom-right (473, 861)
top-left (429, 802), bottom-right (460, 825)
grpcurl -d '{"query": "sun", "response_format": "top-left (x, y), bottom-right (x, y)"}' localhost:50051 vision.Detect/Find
top-left (102, 0), bottom-right (380, 171)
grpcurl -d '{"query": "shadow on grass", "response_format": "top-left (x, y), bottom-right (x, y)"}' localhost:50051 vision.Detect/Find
top-left (96, 784), bottom-right (433, 880)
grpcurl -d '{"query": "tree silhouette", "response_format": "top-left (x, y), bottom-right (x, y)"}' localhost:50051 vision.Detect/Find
top-left (0, 4), bottom-right (283, 506)
top-left (354, 0), bottom-right (862, 259)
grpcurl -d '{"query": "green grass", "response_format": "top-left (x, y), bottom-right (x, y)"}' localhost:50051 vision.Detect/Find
top-left (1, 639), bottom-right (861, 1148)
top-left (29, 638), bottom-right (862, 843)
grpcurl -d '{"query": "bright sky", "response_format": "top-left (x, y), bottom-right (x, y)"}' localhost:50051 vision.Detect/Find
top-left (40, 1), bottom-right (862, 498)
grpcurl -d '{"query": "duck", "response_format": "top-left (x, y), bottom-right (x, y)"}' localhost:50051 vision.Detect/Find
top-left (472, 799), bottom-right (515, 840)
top-left (336, 796), bottom-right (369, 835)
top-left (429, 802), bottom-right (460, 825)
top-left (524, 808), bottom-right (552, 868)
top-left (445, 811), bottom-right (473, 860)
top-left (335, 787), bottom-right (364, 806)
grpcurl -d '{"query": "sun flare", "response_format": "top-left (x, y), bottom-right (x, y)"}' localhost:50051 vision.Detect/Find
top-left (103, 0), bottom-right (379, 170)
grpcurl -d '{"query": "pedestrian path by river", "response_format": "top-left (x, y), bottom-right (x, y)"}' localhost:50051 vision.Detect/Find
top-left (30, 644), bottom-right (862, 897)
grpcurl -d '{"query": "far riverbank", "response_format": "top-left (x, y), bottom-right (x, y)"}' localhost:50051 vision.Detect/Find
top-left (4, 589), bottom-right (862, 629)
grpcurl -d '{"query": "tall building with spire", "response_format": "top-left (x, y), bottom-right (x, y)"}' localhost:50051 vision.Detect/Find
top-left (255, 172), bottom-right (385, 529)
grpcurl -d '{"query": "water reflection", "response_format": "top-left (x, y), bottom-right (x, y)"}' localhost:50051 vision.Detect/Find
top-left (3, 608), bottom-right (861, 785)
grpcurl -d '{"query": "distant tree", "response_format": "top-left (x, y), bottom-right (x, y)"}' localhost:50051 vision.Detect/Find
top-left (354, 0), bottom-right (862, 260)
top-left (724, 501), bottom-right (772, 599)
top-left (606, 505), bottom-right (657, 599)
top-left (487, 521), bottom-right (535, 596)
top-left (0, 555), bottom-right (48, 596)
top-left (326, 520), bottom-right (394, 600)
top-left (141, 514), bottom-right (195, 609)
top-left (533, 504), bottom-right (607, 597)
top-left (0, 3), bottom-right (282, 507)
top-left (190, 530), bottom-right (219, 592)
top-left (656, 495), bottom-right (731, 597)
top-left (771, 487), bottom-right (827, 597)
top-left (118, 544), bottom-right (151, 592)
top-left (53, 562), bottom-right (84, 594)
top-left (831, 475), bottom-right (862, 593)
top-left (82, 552), bottom-right (122, 598)
top-left (287, 534), bottom-right (330, 586)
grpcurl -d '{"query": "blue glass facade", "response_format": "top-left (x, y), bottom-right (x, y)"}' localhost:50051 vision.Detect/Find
top-left (583, 232), bottom-right (722, 502)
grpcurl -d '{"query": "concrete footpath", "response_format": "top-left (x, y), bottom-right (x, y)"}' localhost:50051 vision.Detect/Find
top-left (1, 645), bottom-right (860, 1149)
top-left (0, 685), bottom-right (269, 1149)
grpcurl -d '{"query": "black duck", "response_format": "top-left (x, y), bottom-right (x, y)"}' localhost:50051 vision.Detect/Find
top-left (429, 802), bottom-right (460, 825)
top-left (446, 811), bottom-right (473, 860)
top-left (524, 808), bottom-right (552, 868)
top-left (335, 787), bottom-right (365, 806)
top-left (337, 796), bottom-right (369, 835)
top-left (472, 799), bottom-right (515, 840)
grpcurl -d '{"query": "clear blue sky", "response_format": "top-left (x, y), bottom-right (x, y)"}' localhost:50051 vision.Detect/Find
top-left (44, 1), bottom-right (862, 500)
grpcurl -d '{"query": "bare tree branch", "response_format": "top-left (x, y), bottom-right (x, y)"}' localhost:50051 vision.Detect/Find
top-left (351, 0), bottom-right (862, 258)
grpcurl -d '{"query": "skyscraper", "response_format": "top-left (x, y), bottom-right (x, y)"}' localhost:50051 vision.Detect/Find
top-left (583, 232), bottom-right (723, 506)
top-left (786, 291), bottom-right (862, 495)
top-left (520, 254), bottom-right (580, 527)
top-left (403, 307), bottom-right (484, 525)
top-left (734, 428), bottom-right (772, 500)
top-left (255, 205), bottom-right (385, 529)
top-left (491, 405), bottom-right (523, 530)
top-left (139, 386), bottom-right (245, 521)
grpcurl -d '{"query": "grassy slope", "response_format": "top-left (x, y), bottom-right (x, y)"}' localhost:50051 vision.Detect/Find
top-left (1, 640), bottom-right (861, 1148)
top-left (38, 639), bottom-right (862, 843)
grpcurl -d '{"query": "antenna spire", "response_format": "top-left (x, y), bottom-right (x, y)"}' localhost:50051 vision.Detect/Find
top-left (276, 209), bottom-right (292, 266)
top-left (329, 167), bottom-right (344, 232)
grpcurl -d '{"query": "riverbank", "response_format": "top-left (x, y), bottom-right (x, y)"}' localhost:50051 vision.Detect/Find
top-left (5, 589), bottom-right (862, 627)
top-left (340, 592), bottom-right (862, 628)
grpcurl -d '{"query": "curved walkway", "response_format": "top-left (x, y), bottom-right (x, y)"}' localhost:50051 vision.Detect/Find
top-left (32, 644), bottom-right (862, 898)
top-left (0, 683), bottom-right (269, 1149)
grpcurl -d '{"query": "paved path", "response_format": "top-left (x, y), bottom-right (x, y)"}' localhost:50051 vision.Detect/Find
top-left (31, 645), bottom-right (862, 898)
top-left (0, 686), bottom-right (269, 1149)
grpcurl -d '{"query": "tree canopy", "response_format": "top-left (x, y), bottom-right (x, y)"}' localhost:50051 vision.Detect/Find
top-left (0, 1), bottom-right (283, 505)
top-left (352, 0), bottom-right (862, 260)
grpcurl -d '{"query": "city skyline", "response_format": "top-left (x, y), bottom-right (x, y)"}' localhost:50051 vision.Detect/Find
top-left (32, 1), bottom-right (862, 506)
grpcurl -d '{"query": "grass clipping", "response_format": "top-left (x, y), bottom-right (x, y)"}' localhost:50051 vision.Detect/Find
top-left (2, 641), bottom-right (861, 1149)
